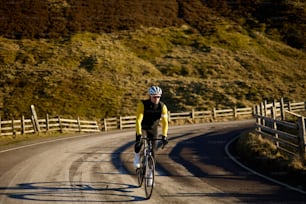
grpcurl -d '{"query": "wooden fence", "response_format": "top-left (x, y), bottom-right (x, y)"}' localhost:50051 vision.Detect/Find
top-left (1, 99), bottom-right (304, 138)
top-left (0, 115), bottom-right (100, 136)
top-left (101, 106), bottom-right (254, 131)
top-left (254, 99), bottom-right (306, 158)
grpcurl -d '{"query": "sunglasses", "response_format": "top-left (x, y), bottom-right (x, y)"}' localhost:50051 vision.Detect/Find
top-left (151, 96), bottom-right (161, 99)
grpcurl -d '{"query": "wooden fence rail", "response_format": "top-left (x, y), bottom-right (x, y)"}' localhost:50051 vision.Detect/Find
top-left (98, 101), bottom-right (304, 132)
top-left (0, 115), bottom-right (100, 136)
top-left (254, 99), bottom-right (306, 158)
top-left (101, 107), bottom-right (254, 131)
top-left (1, 99), bottom-right (304, 138)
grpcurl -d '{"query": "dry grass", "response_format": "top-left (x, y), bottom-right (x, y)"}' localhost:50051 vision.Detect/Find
top-left (235, 131), bottom-right (306, 190)
top-left (0, 25), bottom-right (305, 119)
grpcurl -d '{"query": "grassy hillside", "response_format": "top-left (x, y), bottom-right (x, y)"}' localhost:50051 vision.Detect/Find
top-left (1, 1), bottom-right (305, 50)
top-left (0, 0), bottom-right (305, 119)
top-left (0, 25), bottom-right (305, 119)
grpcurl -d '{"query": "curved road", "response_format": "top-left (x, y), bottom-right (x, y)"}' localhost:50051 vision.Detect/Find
top-left (0, 120), bottom-right (305, 203)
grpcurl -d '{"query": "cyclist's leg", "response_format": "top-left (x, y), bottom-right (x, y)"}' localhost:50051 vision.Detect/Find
top-left (134, 130), bottom-right (146, 168)
top-left (147, 128), bottom-right (158, 159)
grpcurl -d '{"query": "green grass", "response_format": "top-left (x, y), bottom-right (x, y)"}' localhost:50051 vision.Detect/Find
top-left (0, 25), bottom-right (305, 119)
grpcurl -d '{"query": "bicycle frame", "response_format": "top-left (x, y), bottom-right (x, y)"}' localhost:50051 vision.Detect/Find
top-left (143, 137), bottom-right (153, 158)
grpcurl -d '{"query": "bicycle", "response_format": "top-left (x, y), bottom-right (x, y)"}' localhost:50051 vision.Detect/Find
top-left (136, 135), bottom-right (167, 199)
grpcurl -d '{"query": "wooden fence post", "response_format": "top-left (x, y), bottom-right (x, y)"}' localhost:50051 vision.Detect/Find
top-left (104, 118), bottom-right (107, 131)
top-left (213, 108), bottom-right (216, 120)
top-left (119, 116), bottom-right (123, 130)
top-left (233, 107), bottom-right (237, 119)
top-left (46, 114), bottom-right (49, 132)
top-left (260, 102), bottom-right (265, 126)
top-left (288, 101), bottom-right (292, 112)
top-left (252, 105), bottom-right (256, 117)
top-left (272, 100), bottom-right (279, 147)
top-left (21, 115), bottom-right (25, 135)
top-left (58, 116), bottom-right (62, 132)
top-left (11, 117), bottom-right (15, 137)
top-left (280, 98), bottom-right (285, 120)
top-left (298, 116), bottom-right (306, 160)
top-left (30, 105), bottom-right (40, 132)
top-left (31, 115), bottom-right (36, 133)
top-left (255, 105), bottom-right (261, 132)
top-left (263, 100), bottom-right (267, 117)
top-left (191, 109), bottom-right (195, 120)
top-left (77, 116), bottom-right (81, 132)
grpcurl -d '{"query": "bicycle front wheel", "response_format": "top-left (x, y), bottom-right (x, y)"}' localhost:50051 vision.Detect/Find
top-left (137, 156), bottom-right (145, 187)
top-left (144, 154), bottom-right (155, 199)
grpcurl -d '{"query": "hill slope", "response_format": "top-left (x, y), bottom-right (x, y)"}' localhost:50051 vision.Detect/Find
top-left (0, 1), bottom-right (305, 119)
top-left (1, 0), bottom-right (305, 50)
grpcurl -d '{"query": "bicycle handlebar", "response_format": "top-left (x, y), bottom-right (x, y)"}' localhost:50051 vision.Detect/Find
top-left (140, 134), bottom-right (166, 140)
top-left (140, 137), bottom-right (164, 141)
top-left (140, 135), bottom-right (168, 149)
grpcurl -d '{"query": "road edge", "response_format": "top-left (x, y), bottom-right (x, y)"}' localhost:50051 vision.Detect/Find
top-left (225, 135), bottom-right (306, 195)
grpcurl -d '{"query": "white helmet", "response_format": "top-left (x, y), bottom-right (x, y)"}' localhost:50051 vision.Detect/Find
top-left (148, 86), bottom-right (162, 96)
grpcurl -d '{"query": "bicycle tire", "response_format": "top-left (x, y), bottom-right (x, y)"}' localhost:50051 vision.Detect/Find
top-left (136, 168), bottom-right (144, 187)
top-left (144, 154), bottom-right (155, 199)
top-left (137, 156), bottom-right (145, 187)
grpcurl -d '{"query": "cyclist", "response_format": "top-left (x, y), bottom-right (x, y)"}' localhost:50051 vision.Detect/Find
top-left (133, 85), bottom-right (169, 169)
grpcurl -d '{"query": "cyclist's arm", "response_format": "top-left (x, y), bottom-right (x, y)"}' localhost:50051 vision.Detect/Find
top-left (136, 101), bottom-right (144, 135)
top-left (161, 104), bottom-right (169, 137)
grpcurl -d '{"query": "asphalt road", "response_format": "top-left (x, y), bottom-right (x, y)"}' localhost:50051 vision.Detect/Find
top-left (0, 119), bottom-right (305, 204)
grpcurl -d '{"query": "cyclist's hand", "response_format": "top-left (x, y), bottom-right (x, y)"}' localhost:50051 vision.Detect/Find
top-left (161, 135), bottom-right (168, 147)
top-left (136, 134), bottom-right (141, 142)
top-left (135, 134), bottom-right (142, 150)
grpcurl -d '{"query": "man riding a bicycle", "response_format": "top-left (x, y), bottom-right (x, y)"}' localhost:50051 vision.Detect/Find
top-left (134, 86), bottom-right (169, 169)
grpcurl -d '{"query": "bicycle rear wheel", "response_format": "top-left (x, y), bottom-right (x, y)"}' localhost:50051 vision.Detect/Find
top-left (144, 154), bottom-right (155, 199)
